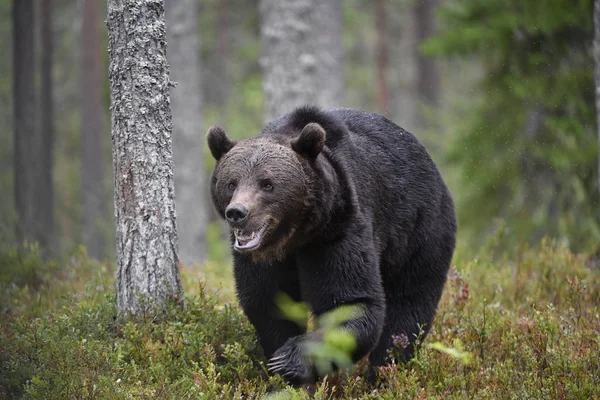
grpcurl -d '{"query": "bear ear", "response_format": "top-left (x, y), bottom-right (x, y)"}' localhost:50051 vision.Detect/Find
top-left (291, 123), bottom-right (326, 158)
top-left (207, 126), bottom-right (236, 161)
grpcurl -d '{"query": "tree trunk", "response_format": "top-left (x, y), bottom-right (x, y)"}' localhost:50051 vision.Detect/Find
top-left (413, 0), bottom-right (440, 121)
top-left (165, 0), bottom-right (208, 265)
top-left (39, 0), bottom-right (55, 251)
top-left (259, 0), bottom-right (343, 121)
top-left (595, 0), bottom-right (600, 197)
top-left (81, 0), bottom-right (107, 259)
top-left (374, 0), bottom-right (391, 116)
top-left (107, 0), bottom-right (183, 316)
top-left (13, 0), bottom-right (40, 245)
top-left (215, 0), bottom-right (229, 118)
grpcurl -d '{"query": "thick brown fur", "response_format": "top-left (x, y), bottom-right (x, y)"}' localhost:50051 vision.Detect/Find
top-left (207, 106), bottom-right (457, 385)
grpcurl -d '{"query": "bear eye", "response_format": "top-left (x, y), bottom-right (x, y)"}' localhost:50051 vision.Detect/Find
top-left (261, 181), bottom-right (274, 191)
top-left (227, 182), bottom-right (237, 191)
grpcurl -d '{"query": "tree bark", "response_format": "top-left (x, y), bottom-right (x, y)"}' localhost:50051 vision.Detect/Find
top-left (107, 0), bottom-right (183, 316)
top-left (81, 0), bottom-right (107, 259)
top-left (13, 0), bottom-right (41, 245)
top-left (374, 0), bottom-right (391, 116)
top-left (39, 0), bottom-right (55, 251)
top-left (165, 0), bottom-right (208, 265)
top-left (413, 0), bottom-right (440, 117)
top-left (259, 0), bottom-right (343, 121)
top-left (595, 0), bottom-right (600, 197)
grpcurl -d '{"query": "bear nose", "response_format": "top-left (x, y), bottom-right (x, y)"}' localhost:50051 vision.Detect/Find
top-left (225, 204), bottom-right (248, 224)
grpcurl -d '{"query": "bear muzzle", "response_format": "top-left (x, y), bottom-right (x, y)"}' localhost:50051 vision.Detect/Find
top-left (233, 224), bottom-right (268, 251)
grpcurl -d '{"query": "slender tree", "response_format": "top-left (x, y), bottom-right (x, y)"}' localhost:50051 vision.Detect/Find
top-left (215, 0), bottom-right (229, 120)
top-left (259, 0), bottom-right (343, 121)
top-left (81, 0), bottom-right (106, 259)
top-left (595, 0), bottom-right (600, 196)
top-left (39, 0), bottom-right (55, 250)
top-left (107, 0), bottom-right (183, 316)
top-left (413, 0), bottom-right (440, 123)
top-left (13, 0), bottom-right (40, 245)
top-left (165, 0), bottom-right (208, 265)
top-left (374, 0), bottom-right (391, 116)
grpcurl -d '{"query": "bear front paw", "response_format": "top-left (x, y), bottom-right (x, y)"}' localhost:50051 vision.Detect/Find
top-left (267, 338), bottom-right (315, 385)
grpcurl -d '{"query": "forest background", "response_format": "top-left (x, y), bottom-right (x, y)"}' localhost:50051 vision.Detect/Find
top-left (1, 0), bottom-right (599, 399)
top-left (3, 0), bottom-right (598, 260)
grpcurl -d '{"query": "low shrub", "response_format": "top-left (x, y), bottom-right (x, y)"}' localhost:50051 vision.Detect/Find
top-left (1, 238), bottom-right (599, 399)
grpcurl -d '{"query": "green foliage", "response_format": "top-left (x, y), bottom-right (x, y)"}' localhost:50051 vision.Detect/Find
top-left (275, 293), bottom-right (361, 376)
top-left (424, 0), bottom-right (600, 251)
top-left (2, 240), bottom-right (600, 398)
top-left (305, 329), bottom-right (357, 378)
top-left (275, 292), bottom-right (311, 329)
top-left (0, 246), bottom-right (276, 399)
top-left (426, 340), bottom-right (472, 366)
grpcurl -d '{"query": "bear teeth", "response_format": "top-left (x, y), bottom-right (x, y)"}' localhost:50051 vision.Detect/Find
top-left (234, 229), bottom-right (257, 240)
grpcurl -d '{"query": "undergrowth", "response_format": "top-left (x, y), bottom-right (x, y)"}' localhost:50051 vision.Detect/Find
top-left (1, 237), bottom-right (599, 399)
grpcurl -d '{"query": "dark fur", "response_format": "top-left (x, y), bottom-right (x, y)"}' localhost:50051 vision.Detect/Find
top-left (208, 106), bottom-right (457, 384)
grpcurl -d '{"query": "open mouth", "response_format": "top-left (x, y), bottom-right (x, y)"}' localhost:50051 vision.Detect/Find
top-left (233, 225), bottom-right (268, 251)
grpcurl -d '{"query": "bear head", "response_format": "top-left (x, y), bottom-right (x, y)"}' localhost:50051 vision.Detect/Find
top-left (207, 123), bottom-right (326, 262)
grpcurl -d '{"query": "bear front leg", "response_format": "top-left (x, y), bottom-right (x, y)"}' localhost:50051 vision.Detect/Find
top-left (232, 253), bottom-right (307, 360)
top-left (269, 235), bottom-right (386, 383)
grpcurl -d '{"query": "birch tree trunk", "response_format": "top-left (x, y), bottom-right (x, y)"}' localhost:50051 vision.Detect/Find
top-left (81, 0), bottom-right (107, 259)
top-left (165, 0), bottom-right (208, 265)
top-left (260, 0), bottom-right (343, 121)
top-left (595, 0), bottom-right (600, 197)
top-left (107, 0), bottom-right (183, 316)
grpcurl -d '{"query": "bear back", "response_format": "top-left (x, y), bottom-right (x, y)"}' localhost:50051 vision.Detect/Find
top-left (261, 106), bottom-right (349, 150)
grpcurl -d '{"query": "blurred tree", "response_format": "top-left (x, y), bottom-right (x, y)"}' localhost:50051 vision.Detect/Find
top-left (343, 0), bottom-right (420, 132)
top-left (425, 0), bottom-right (599, 250)
top-left (81, 0), bottom-right (106, 259)
top-left (166, 0), bottom-right (208, 265)
top-left (214, 0), bottom-right (229, 122)
top-left (0, 1), bottom-right (14, 239)
top-left (107, 0), bottom-right (183, 315)
top-left (40, 0), bottom-right (55, 252)
top-left (259, 0), bottom-right (343, 121)
top-left (51, 0), bottom-right (85, 252)
top-left (595, 0), bottom-right (600, 197)
top-left (13, 0), bottom-right (43, 246)
top-left (413, 0), bottom-right (440, 111)
top-left (374, 0), bottom-right (391, 116)
top-left (199, 0), bottom-right (264, 139)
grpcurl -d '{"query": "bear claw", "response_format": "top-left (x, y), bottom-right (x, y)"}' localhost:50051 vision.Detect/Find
top-left (267, 339), bottom-right (315, 384)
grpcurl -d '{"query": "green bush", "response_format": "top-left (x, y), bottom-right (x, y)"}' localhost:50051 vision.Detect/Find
top-left (0, 246), bottom-right (274, 399)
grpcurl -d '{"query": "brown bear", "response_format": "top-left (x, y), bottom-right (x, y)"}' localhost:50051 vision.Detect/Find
top-left (207, 106), bottom-right (457, 384)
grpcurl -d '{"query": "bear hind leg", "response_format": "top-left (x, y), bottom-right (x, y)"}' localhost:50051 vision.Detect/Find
top-left (368, 279), bottom-right (443, 366)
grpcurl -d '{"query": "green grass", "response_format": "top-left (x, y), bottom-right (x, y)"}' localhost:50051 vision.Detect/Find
top-left (1, 237), bottom-right (599, 399)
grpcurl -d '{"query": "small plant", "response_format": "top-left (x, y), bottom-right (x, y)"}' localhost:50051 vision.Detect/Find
top-left (275, 293), bottom-right (361, 376)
